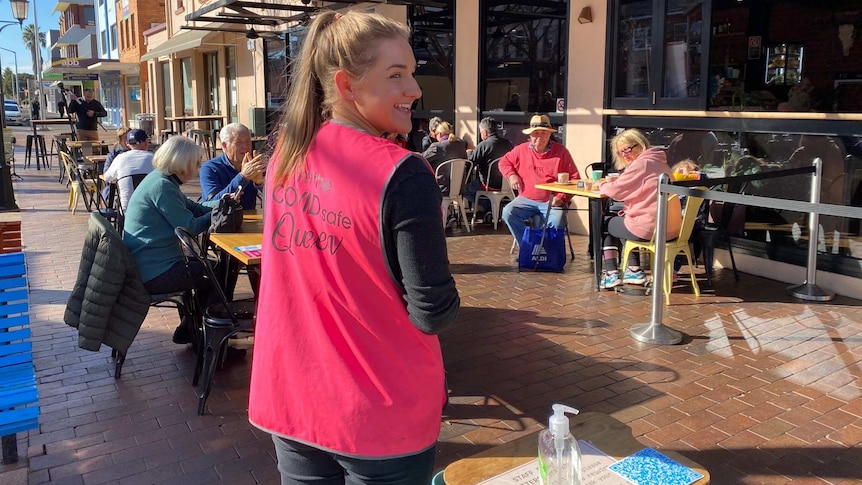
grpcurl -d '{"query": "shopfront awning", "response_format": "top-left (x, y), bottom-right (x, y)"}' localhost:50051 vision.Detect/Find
top-left (184, 0), bottom-right (448, 26)
top-left (88, 61), bottom-right (141, 76)
top-left (141, 29), bottom-right (214, 61)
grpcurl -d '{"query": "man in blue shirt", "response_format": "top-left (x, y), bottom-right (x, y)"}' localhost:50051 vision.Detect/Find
top-left (199, 123), bottom-right (266, 209)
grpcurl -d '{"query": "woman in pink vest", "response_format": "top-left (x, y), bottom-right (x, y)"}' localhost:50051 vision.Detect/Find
top-left (249, 11), bottom-right (460, 484)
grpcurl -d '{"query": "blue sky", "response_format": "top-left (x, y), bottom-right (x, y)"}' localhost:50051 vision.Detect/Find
top-left (0, 0), bottom-right (60, 75)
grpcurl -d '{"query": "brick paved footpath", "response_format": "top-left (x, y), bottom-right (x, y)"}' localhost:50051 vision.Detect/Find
top-left (2, 138), bottom-right (862, 484)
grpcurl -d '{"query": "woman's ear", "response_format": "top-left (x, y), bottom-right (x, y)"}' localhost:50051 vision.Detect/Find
top-left (334, 70), bottom-right (355, 101)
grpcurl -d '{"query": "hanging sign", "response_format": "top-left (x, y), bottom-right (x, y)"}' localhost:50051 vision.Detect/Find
top-left (748, 36), bottom-right (762, 60)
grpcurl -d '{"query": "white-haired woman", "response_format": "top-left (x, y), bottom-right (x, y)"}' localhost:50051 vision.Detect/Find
top-left (123, 135), bottom-right (215, 344)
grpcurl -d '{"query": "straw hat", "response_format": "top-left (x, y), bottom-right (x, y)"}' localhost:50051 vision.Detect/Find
top-left (522, 114), bottom-right (556, 135)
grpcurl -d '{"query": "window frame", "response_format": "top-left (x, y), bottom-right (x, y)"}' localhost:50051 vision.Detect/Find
top-left (608, 0), bottom-right (712, 110)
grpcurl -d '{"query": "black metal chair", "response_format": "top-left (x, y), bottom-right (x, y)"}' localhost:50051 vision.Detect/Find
top-left (174, 226), bottom-right (255, 415)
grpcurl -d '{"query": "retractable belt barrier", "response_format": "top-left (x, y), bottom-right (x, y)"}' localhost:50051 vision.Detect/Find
top-left (633, 159), bottom-right (861, 345)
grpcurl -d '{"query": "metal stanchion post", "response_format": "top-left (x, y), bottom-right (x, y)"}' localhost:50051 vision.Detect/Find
top-left (788, 158), bottom-right (835, 301)
top-left (630, 174), bottom-right (683, 344)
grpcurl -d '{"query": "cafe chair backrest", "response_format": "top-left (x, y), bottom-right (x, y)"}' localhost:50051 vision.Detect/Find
top-left (173, 226), bottom-right (236, 325)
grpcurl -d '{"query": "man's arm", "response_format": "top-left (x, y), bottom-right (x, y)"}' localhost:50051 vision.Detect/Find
top-left (93, 102), bottom-right (108, 118)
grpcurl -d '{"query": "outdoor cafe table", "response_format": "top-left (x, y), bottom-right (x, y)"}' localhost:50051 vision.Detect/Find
top-left (164, 115), bottom-right (226, 136)
top-left (29, 118), bottom-right (76, 170)
top-left (443, 412), bottom-right (710, 485)
top-left (208, 211), bottom-right (263, 299)
top-left (535, 182), bottom-right (608, 291)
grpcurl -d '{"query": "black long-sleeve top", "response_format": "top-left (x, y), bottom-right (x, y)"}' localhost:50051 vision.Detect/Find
top-left (382, 154), bottom-right (460, 334)
top-left (68, 98), bottom-right (108, 130)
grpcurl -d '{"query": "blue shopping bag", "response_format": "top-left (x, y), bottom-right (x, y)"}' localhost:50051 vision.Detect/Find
top-left (518, 226), bottom-right (567, 272)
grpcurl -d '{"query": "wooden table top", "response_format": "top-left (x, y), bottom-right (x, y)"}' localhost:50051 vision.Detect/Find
top-left (208, 217), bottom-right (263, 266)
top-left (84, 155), bottom-right (108, 164)
top-left (31, 119), bottom-right (73, 126)
top-left (535, 181), bottom-right (608, 199)
top-left (164, 115), bottom-right (226, 122)
top-left (443, 412), bottom-right (709, 485)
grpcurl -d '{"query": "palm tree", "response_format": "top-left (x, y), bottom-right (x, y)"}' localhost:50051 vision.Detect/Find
top-left (22, 24), bottom-right (46, 79)
top-left (2, 67), bottom-right (13, 99)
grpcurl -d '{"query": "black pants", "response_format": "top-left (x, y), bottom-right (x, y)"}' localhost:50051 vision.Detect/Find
top-left (603, 216), bottom-right (647, 271)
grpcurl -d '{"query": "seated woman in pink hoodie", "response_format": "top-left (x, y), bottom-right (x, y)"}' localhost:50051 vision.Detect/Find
top-left (597, 129), bottom-right (681, 289)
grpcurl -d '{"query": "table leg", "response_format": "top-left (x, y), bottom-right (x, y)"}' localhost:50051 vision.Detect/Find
top-left (589, 198), bottom-right (606, 291)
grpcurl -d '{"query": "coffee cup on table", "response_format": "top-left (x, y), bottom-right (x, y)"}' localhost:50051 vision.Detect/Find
top-left (606, 172), bottom-right (620, 182)
top-left (591, 170), bottom-right (603, 182)
top-left (557, 172), bottom-right (570, 184)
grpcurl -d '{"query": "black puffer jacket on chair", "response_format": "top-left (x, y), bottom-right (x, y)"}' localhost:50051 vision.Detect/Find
top-left (65, 213), bottom-right (150, 354)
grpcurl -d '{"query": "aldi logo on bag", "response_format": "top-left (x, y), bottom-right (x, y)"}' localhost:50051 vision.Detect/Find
top-left (518, 226), bottom-right (568, 272)
top-left (531, 243), bottom-right (548, 262)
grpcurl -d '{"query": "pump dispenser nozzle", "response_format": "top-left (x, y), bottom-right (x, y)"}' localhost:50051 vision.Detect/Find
top-left (549, 404), bottom-right (579, 436)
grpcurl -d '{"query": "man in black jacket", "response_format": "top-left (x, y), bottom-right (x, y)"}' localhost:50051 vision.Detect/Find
top-left (68, 88), bottom-right (107, 141)
top-left (464, 117), bottom-right (514, 218)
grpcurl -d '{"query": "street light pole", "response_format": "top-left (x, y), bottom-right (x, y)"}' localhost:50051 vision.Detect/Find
top-left (31, 0), bottom-right (42, 110)
top-left (0, 0), bottom-right (32, 213)
top-left (0, 47), bottom-right (20, 103)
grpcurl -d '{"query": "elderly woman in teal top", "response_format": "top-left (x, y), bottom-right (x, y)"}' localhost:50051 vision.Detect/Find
top-left (123, 135), bottom-right (216, 344)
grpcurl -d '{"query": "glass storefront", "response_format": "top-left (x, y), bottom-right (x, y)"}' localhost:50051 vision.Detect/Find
top-left (607, 0), bottom-right (862, 277)
top-left (605, 122), bottom-right (862, 276)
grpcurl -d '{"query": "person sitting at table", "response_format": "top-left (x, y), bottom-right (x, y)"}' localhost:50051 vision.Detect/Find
top-left (199, 123), bottom-right (265, 210)
top-left (421, 116), bottom-right (443, 152)
top-left (422, 121), bottom-right (468, 196)
top-left (123, 135), bottom-right (219, 345)
top-left (464, 116), bottom-right (514, 220)
top-left (103, 129), bottom-right (155, 212)
top-left (67, 88), bottom-right (107, 141)
top-left (499, 114), bottom-right (579, 244)
top-left (596, 128), bottom-right (681, 289)
top-left (100, 126), bottom-right (131, 201)
top-left (103, 126), bottom-right (131, 174)
top-left (248, 10), bottom-right (459, 484)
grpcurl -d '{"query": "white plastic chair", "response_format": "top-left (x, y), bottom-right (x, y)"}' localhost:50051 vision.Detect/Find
top-left (435, 158), bottom-right (473, 232)
top-left (472, 159), bottom-right (514, 230)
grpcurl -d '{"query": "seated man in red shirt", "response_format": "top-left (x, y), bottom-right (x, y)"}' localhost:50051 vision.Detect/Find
top-left (499, 114), bottom-right (579, 242)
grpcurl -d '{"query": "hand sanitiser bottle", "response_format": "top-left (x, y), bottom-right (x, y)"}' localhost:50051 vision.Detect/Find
top-left (538, 404), bottom-right (581, 485)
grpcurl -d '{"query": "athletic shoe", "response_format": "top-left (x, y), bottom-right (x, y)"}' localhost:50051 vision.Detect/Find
top-left (600, 271), bottom-right (621, 289)
top-left (623, 268), bottom-right (647, 285)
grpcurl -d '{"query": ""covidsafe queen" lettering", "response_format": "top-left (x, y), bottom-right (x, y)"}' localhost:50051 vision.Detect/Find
top-left (270, 171), bottom-right (352, 255)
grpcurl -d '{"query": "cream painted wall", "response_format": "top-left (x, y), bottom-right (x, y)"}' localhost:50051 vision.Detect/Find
top-left (564, 3), bottom-right (608, 235)
top-left (454, 2), bottom-right (480, 148)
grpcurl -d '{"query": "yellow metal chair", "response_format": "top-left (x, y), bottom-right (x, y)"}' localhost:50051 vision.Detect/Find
top-left (59, 151), bottom-right (99, 214)
top-left (621, 190), bottom-right (705, 304)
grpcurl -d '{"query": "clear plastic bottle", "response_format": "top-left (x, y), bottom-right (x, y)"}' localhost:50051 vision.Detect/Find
top-left (538, 404), bottom-right (581, 485)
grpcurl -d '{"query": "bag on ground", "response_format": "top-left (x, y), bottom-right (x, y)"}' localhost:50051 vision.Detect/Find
top-left (518, 226), bottom-right (567, 272)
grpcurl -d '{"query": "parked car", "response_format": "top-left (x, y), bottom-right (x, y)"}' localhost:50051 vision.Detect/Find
top-left (4, 100), bottom-right (23, 126)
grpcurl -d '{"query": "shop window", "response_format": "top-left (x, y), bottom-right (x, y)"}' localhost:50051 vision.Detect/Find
top-left (610, 0), bottom-right (708, 109)
top-left (479, 1), bottom-right (568, 114)
top-left (263, 34), bottom-right (288, 109)
top-left (409, 3), bottom-right (454, 115)
top-left (181, 57), bottom-right (193, 115)
top-left (161, 61), bottom-right (172, 118)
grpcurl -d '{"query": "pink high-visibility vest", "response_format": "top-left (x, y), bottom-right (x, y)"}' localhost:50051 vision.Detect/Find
top-left (249, 122), bottom-right (445, 458)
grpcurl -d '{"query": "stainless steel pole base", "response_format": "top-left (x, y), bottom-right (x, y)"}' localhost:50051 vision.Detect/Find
top-left (788, 283), bottom-right (835, 302)
top-left (630, 322), bottom-right (683, 345)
